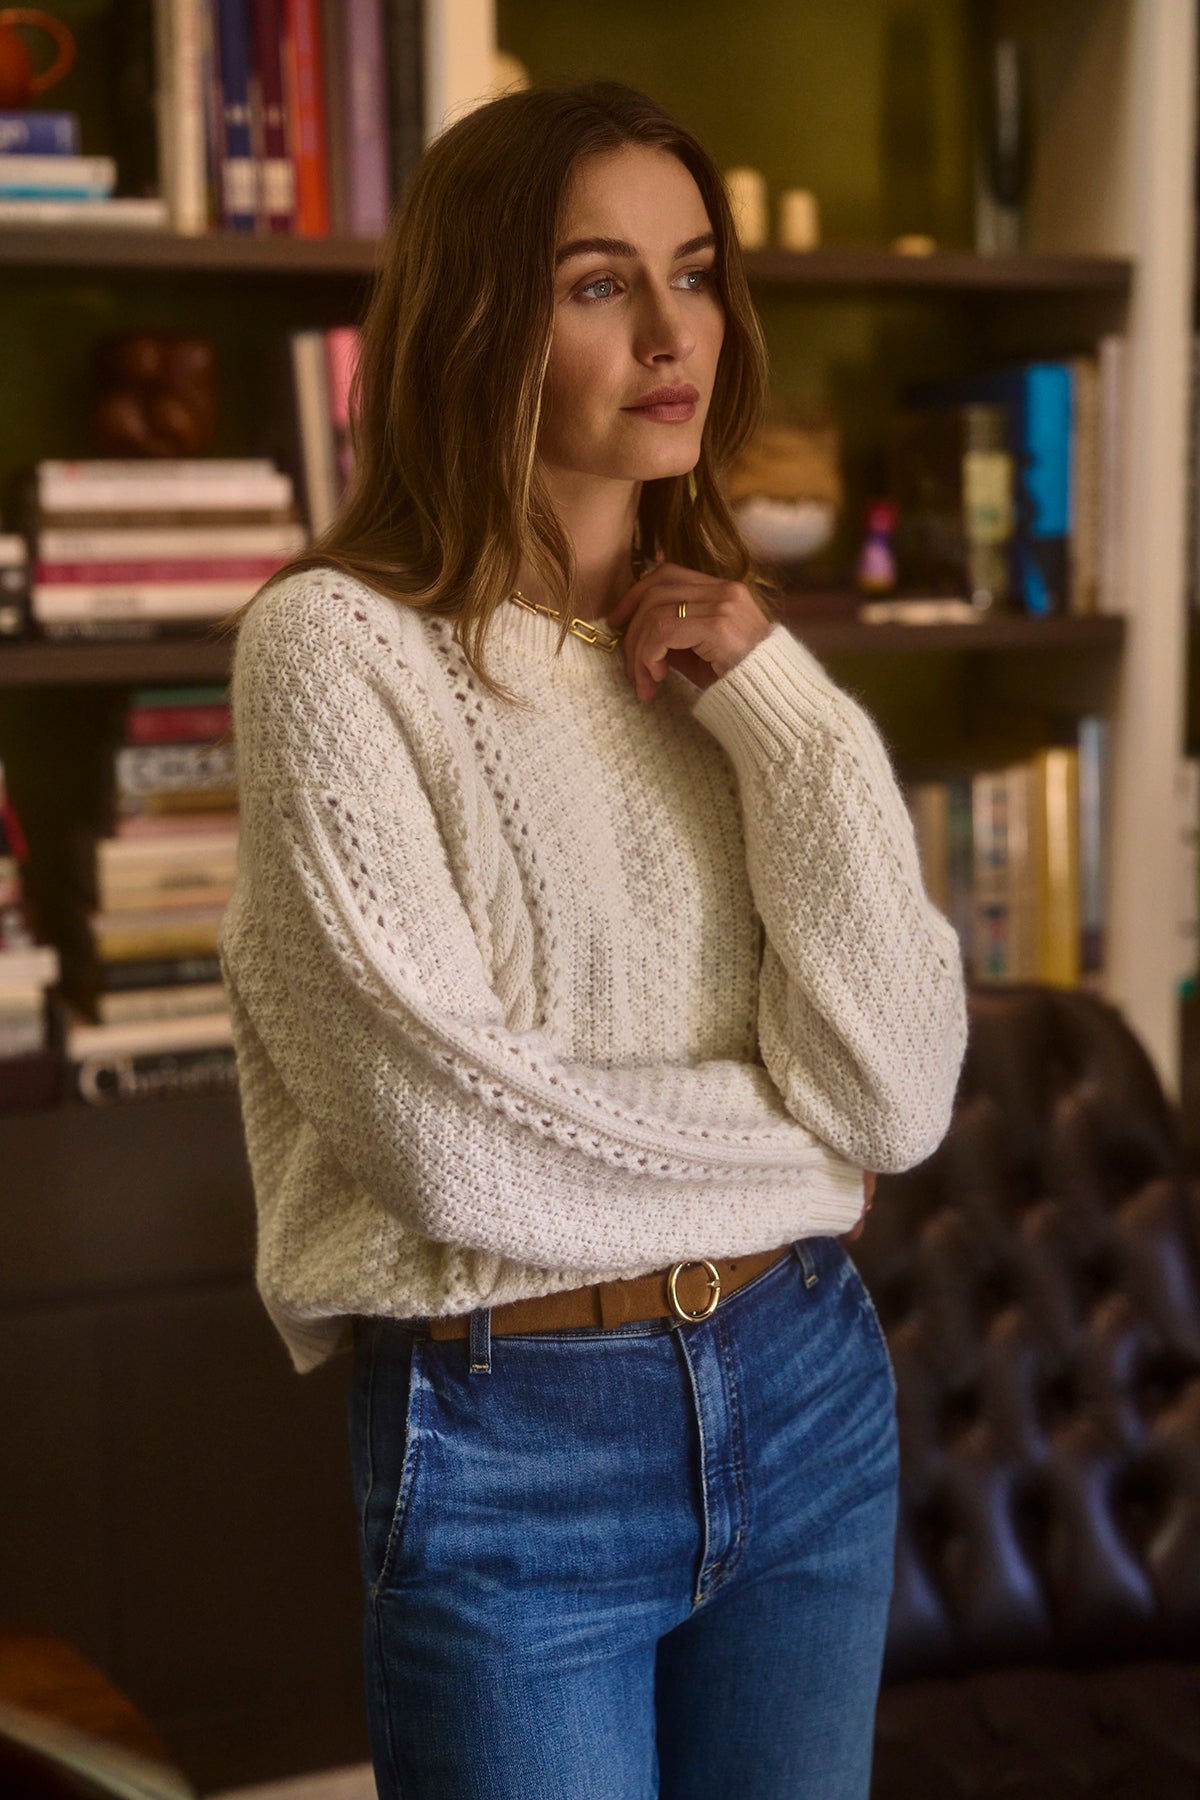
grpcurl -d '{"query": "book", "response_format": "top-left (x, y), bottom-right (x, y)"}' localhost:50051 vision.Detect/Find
top-left (290, 328), bottom-right (339, 533)
top-left (32, 581), bottom-right (271, 626)
top-left (889, 401), bottom-right (1014, 608)
top-left (282, 0), bottom-right (330, 234)
top-left (326, 325), bottom-right (362, 497)
top-left (95, 979), bottom-right (229, 1025)
top-left (0, 154), bottom-right (116, 194)
top-left (908, 361), bottom-right (1077, 618)
top-left (345, 0), bottom-right (391, 235)
top-left (1097, 335), bottom-right (1127, 618)
top-left (320, 0), bottom-right (349, 231)
top-left (124, 695), bottom-right (232, 742)
top-left (0, 112), bottom-right (81, 154)
top-left (36, 459), bottom-right (295, 512)
top-left (0, 533), bottom-right (30, 637)
top-left (73, 1041), bottom-right (237, 1104)
top-left (39, 522), bottom-right (306, 559)
top-left (154, 0), bottom-right (208, 233)
top-left (0, 196), bottom-right (170, 226)
top-left (249, 0), bottom-right (295, 230)
top-left (89, 906), bottom-right (226, 959)
top-left (386, 0), bottom-right (425, 196)
top-left (212, 0), bottom-right (257, 230)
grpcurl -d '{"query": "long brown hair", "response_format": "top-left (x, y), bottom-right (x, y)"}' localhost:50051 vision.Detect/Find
top-left (213, 78), bottom-right (780, 706)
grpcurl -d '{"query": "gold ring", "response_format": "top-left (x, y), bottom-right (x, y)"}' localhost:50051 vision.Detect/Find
top-left (667, 1259), bottom-right (721, 1321)
top-left (678, 600), bottom-right (687, 620)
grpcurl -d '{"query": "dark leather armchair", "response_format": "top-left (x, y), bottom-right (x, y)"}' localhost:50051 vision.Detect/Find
top-left (856, 982), bottom-right (1200, 1799)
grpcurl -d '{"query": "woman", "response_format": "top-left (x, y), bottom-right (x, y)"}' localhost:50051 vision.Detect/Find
top-left (216, 78), bottom-right (968, 1800)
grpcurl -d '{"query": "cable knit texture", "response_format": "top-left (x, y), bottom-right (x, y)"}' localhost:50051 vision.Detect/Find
top-left (217, 565), bottom-right (969, 1372)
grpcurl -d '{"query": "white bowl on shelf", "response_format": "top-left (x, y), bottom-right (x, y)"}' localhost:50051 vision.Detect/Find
top-left (733, 496), bottom-right (836, 563)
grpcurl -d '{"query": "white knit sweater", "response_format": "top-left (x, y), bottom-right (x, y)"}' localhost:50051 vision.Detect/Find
top-left (217, 564), bottom-right (968, 1373)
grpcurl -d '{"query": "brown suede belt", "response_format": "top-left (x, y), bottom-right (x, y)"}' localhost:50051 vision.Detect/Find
top-left (424, 1242), bottom-right (795, 1339)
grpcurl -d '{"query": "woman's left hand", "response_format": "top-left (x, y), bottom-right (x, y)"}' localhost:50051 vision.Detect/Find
top-left (604, 562), bottom-right (773, 702)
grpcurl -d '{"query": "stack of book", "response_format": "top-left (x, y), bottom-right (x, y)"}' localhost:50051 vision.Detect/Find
top-left (60, 685), bottom-right (238, 1105)
top-left (0, 756), bottom-right (62, 1109)
top-left (903, 717), bottom-right (1110, 993)
top-left (0, 106), bottom-right (168, 229)
top-left (161, 0), bottom-right (424, 237)
top-left (890, 338), bottom-right (1127, 619)
top-left (25, 457), bottom-right (304, 639)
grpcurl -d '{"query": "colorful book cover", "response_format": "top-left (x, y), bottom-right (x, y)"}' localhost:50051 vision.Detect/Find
top-left (281, 0), bottom-right (330, 235)
top-left (249, 0), bottom-right (295, 231)
top-left (213, 0), bottom-right (257, 230)
top-left (345, 0), bottom-right (390, 235)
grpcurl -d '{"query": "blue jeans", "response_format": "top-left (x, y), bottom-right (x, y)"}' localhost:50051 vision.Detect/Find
top-left (347, 1231), bottom-right (899, 1799)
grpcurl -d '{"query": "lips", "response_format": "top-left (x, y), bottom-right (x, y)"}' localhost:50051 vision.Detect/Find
top-left (622, 383), bottom-right (700, 425)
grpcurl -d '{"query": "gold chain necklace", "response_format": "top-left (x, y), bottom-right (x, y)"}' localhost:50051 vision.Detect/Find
top-left (507, 590), bottom-right (625, 652)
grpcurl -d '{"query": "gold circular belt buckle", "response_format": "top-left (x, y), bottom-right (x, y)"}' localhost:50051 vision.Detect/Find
top-left (667, 1259), bottom-right (722, 1322)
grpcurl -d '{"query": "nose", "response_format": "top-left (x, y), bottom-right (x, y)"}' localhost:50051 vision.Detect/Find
top-left (633, 280), bottom-right (697, 367)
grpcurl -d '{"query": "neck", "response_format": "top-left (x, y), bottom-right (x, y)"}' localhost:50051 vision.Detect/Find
top-left (517, 468), bottom-right (642, 620)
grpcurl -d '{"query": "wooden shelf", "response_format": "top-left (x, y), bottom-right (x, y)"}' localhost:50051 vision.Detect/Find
top-left (0, 227), bottom-right (1134, 294)
top-left (0, 634), bottom-right (232, 686)
top-left (784, 610), bottom-right (1127, 656)
top-left (0, 612), bottom-right (1124, 687)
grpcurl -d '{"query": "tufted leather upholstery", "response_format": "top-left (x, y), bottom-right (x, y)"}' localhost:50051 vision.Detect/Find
top-left (854, 982), bottom-right (1200, 1798)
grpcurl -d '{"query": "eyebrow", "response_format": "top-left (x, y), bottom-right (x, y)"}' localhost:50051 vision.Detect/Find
top-left (554, 231), bottom-right (717, 268)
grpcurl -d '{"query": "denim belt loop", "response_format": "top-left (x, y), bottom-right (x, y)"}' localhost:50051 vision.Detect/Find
top-left (469, 1306), bottom-right (493, 1375)
top-left (791, 1237), bottom-right (820, 1288)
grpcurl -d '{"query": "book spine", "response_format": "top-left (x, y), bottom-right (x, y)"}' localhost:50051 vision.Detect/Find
top-left (282, 0), bottom-right (330, 235)
top-left (325, 326), bottom-right (361, 496)
top-left (38, 475), bottom-right (294, 510)
top-left (117, 740), bottom-right (237, 792)
top-left (33, 581), bottom-right (258, 619)
top-left (213, 0), bottom-right (257, 230)
top-left (155, 0), bottom-right (209, 234)
top-left (1068, 356), bottom-right (1101, 617)
top-left (1077, 714), bottom-right (1107, 983)
top-left (0, 114), bottom-right (81, 154)
top-left (290, 329), bottom-right (338, 535)
top-left (96, 953), bottom-right (224, 990)
top-left (40, 523), bottom-right (305, 557)
top-left (249, 0), bottom-right (295, 231)
top-left (386, 0), bottom-right (426, 197)
top-left (345, 0), bottom-right (390, 235)
top-left (73, 1044), bottom-right (238, 1105)
top-left (125, 704), bottom-right (232, 741)
top-left (0, 155), bottom-right (116, 188)
top-left (320, 0), bottom-right (348, 233)
top-left (36, 556), bottom-right (295, 583)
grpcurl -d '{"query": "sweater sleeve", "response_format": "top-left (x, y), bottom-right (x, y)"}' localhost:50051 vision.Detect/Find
top-left (690, 621), bottom-right (969, 1173)
top-left (217, 585), bottom-right (869, 1275)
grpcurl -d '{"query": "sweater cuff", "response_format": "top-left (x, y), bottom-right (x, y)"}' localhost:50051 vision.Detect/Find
top-left (690, 620), bottom-right (840, 771)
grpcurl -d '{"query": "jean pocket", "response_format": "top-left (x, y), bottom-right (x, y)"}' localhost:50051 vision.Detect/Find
top-left (349, 1321), bottom-right (427, 1596)
top-left (839, 1251), bottom-right (899, 1405)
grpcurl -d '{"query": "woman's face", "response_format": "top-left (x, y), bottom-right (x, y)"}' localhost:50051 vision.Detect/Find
top-left (539, 144), bottom-right (725, 487)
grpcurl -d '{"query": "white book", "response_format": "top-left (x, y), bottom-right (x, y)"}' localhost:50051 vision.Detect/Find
top-left (67, 1009), bottom-right (233, 1058)
top-left (154, 0), bottom-right (208, 235)
top-left (37, 473), bottom-right (294, 512)
top-left (99, 831), bottom-right (240, 867)
top-left (290, 330), bottom-right (339, 537)
top-left (0, 155), bottom-right (116, 186)
top-left (39, 523), bottom-right (306, 559)
top-left (0, 944), bottom-right (60, 989)
top-left (33, 582), bottom-right (261, 620)
top-left (0, 196), bottom-right (169, 226)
